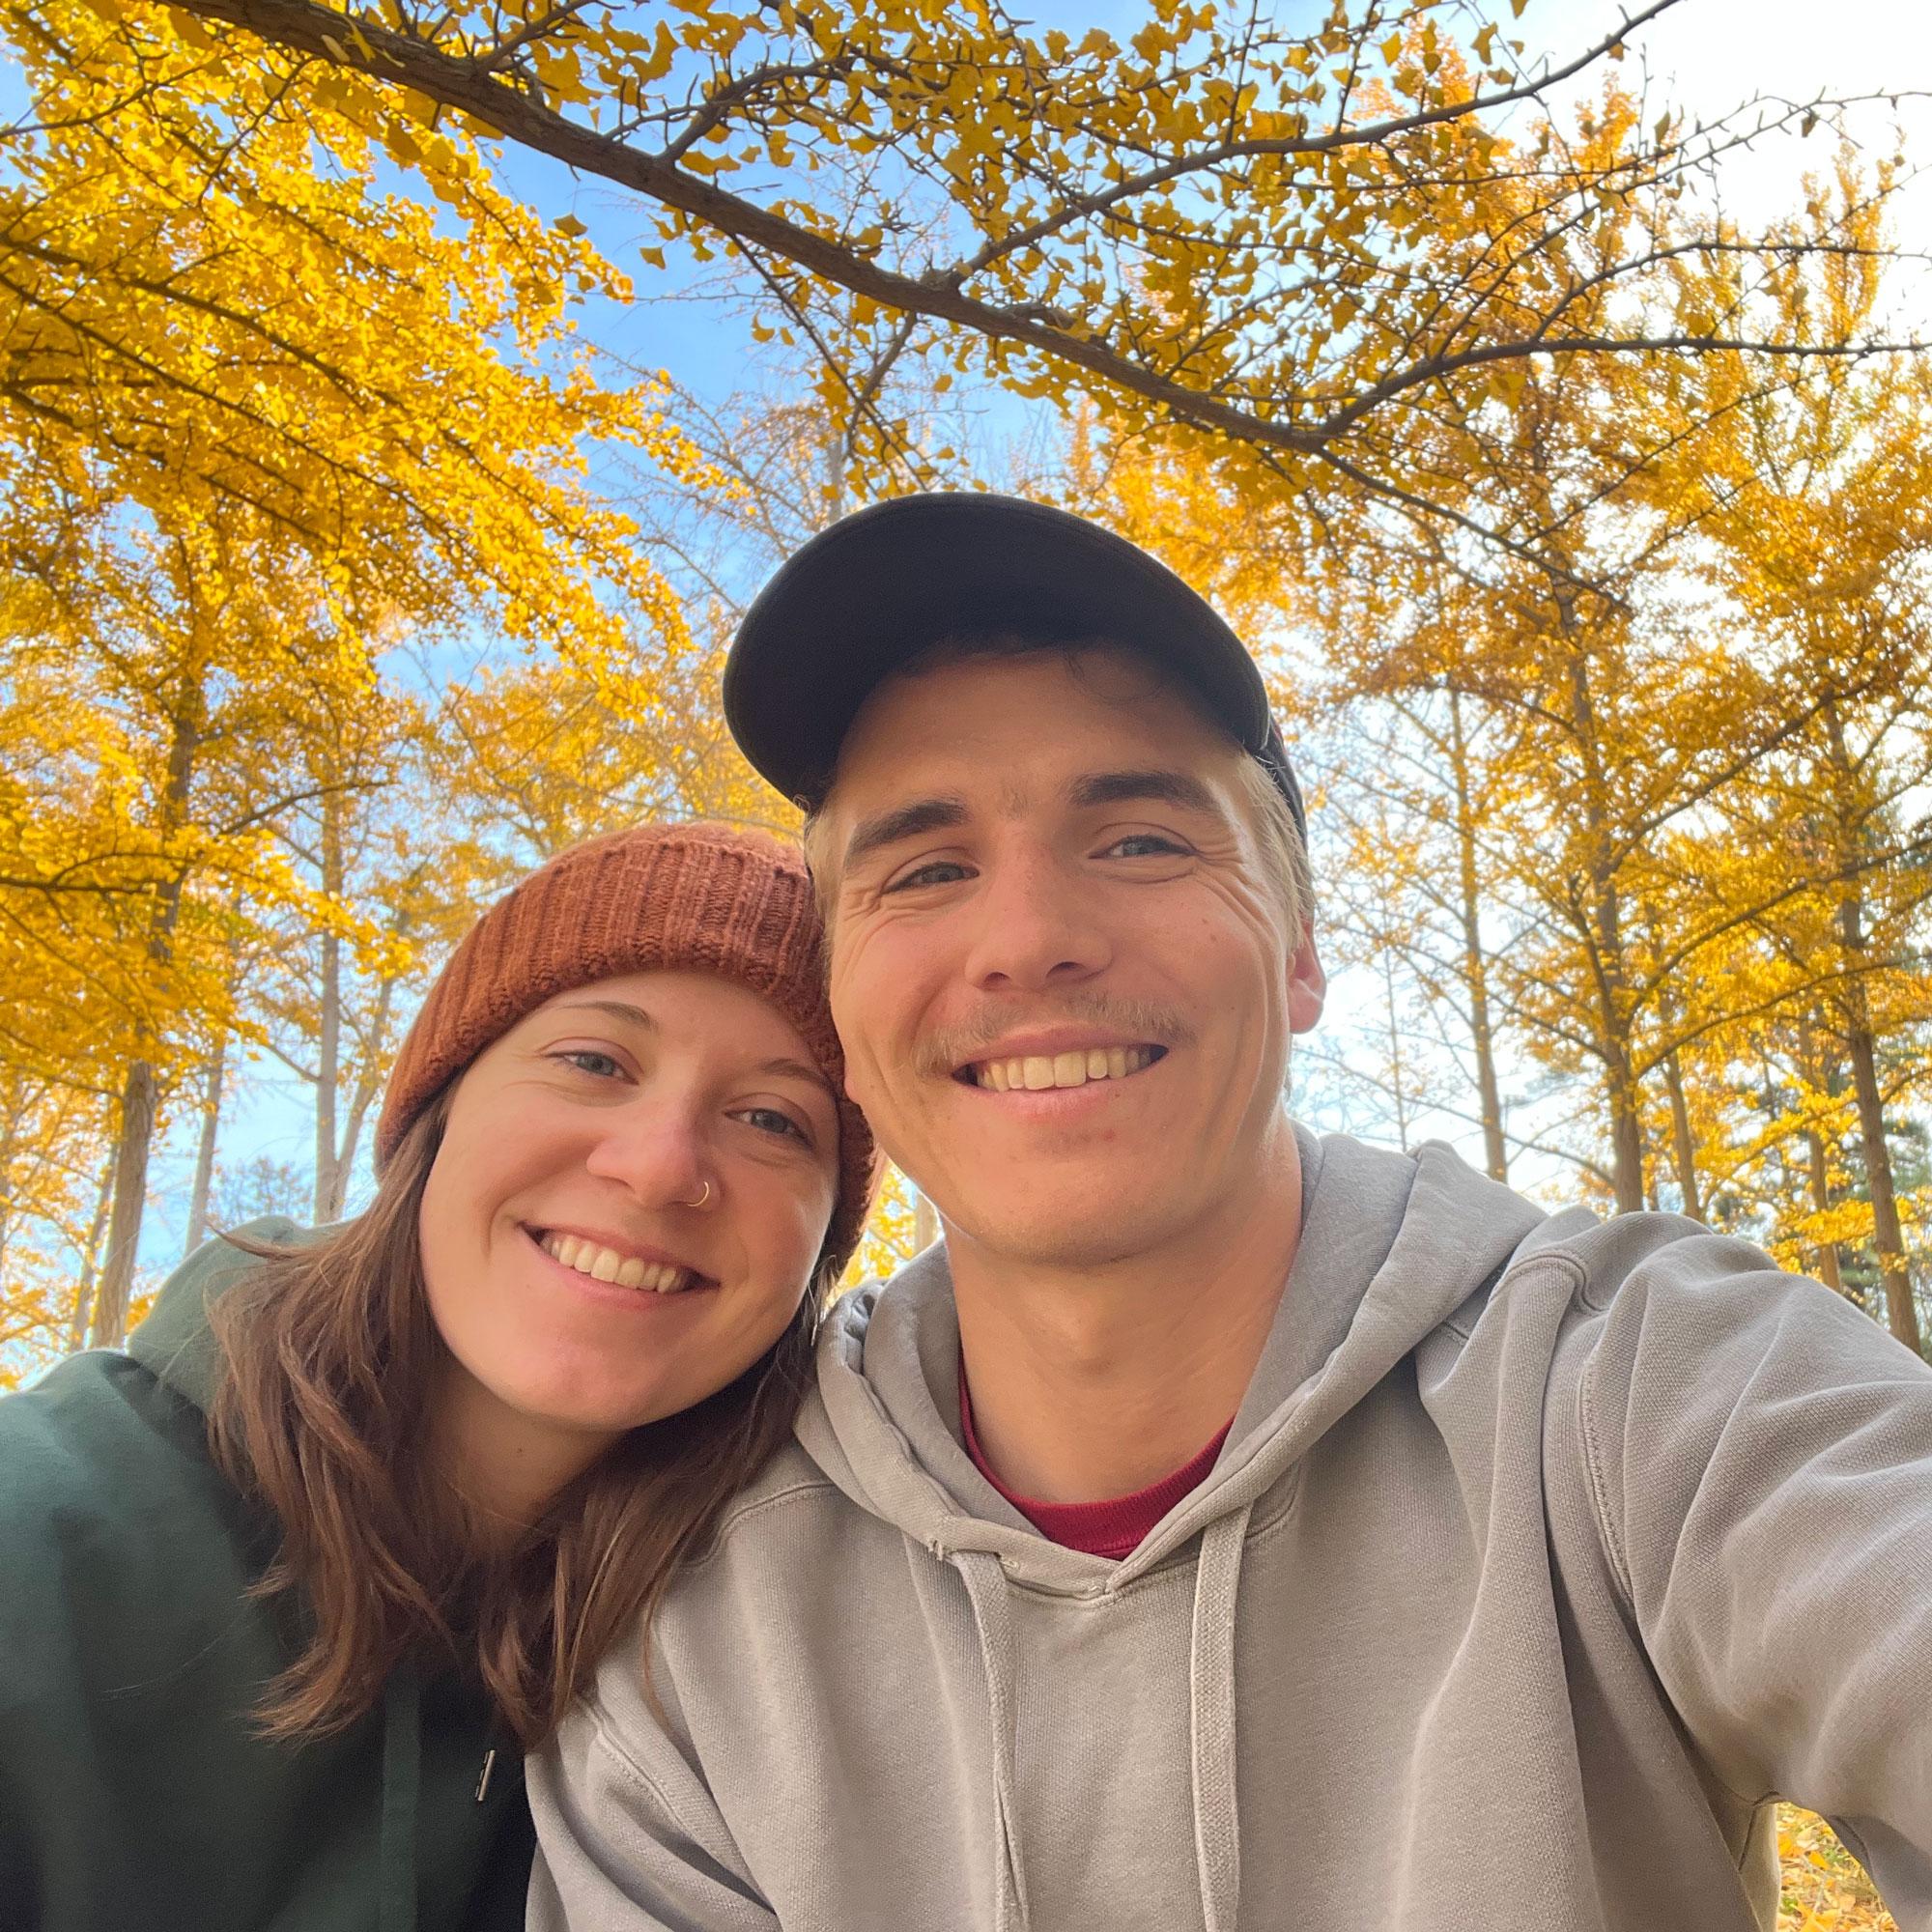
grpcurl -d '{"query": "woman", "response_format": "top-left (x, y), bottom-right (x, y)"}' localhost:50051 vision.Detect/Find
top-left (0, 821), bottom-right (875, 1932)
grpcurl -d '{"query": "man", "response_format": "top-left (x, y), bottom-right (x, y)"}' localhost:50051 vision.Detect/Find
top-left (529, 496), bottom-right (1932, 1930)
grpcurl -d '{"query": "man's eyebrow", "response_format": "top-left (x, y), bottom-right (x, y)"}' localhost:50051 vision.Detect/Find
top-left (842, 796), bottom-right (969, 870)
top-left (1069, 769), bottom-right (1224, 815)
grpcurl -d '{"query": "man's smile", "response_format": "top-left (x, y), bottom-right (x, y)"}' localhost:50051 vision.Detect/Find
top-left (954, 1043), bottom-right (1167, 1092)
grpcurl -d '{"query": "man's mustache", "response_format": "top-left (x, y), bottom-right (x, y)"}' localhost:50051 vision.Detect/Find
top-left (914, 996), bottom-right (1197, 1080)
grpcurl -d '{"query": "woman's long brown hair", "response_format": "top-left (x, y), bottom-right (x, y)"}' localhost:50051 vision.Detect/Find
top-left (205, 1091), bottom-right (823, 1749)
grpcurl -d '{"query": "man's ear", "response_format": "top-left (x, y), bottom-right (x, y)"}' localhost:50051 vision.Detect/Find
top-left (1286, 929), bottom-right (1325, 1035)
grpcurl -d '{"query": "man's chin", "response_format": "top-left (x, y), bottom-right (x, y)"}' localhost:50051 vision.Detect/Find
top-left (944, 1192), bottom-right (1189, 1273)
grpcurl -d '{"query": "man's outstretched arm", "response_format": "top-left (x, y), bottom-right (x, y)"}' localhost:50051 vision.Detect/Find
top-left (1577, 1227), bottom-right (1932, 1915)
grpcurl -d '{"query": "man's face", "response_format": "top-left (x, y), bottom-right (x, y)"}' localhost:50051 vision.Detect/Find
top-left (822, 649), bottom-right (1325, 1270)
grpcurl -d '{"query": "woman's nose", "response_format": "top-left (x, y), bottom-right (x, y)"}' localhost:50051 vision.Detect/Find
top-left (581, 1103), bottom-right (712, 1209)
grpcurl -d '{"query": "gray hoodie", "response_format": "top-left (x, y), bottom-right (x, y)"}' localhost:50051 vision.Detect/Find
top-left (528, 1129), bottom-right (1932, 1930)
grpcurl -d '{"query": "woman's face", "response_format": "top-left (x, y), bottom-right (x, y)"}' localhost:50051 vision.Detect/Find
top-left (416, 969), bottom-right (841, 1490)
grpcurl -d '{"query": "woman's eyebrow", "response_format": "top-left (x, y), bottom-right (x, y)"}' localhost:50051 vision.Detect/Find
top-left (757, 1056), bottom-right (838, 1099)
top-left (551, 999), bottom-right (657, 1032)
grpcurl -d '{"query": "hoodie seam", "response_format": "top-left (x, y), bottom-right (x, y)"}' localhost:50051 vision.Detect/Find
top-left (1438, 1252), bottom-right (1578, 1342)
top-left (683, 1477), bottom-right (841, 1572)
top-left (580, 1696), bottom-right (738, 1856)
top-left (1573, 1313), bottom-right (1638, 1619)
top-left (1519, 1250), bottom-right (1638, 1608)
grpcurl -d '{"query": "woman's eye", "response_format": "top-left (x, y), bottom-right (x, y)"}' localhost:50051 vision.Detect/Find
top-left (884, 859), bottom-right (970, 894)
top-left (552, 1048), bottom-right (626, 1080)
top-left (735, 1106), bottom-right (810, 1146)
top-left (1104, 834), bottom-right (1189, 859)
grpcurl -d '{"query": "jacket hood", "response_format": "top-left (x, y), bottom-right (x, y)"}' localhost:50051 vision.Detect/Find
top-left (126, 1215), bottom-right (306, 1415)
top-left (121, 1215), bottom-right (442, 1932)
top-left (794, 1125), bottom-right (1550, 1932)
top-left (800, 1125), bottom-right (1548, 1585)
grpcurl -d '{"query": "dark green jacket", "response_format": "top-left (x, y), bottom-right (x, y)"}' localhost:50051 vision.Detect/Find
top-left (0, 1219), bottom-right (534, 1931)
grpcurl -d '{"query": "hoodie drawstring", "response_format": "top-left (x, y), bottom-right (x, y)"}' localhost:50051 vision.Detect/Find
top-left (379, 1662), bottom-right (421, 1932)
top-left (953, 1505), bottom-right (1253, 1932)
top-left (1189, 1505), bottom-right (1252, 1932)
top-left (954, 1549), bottom-right (1034, 1932)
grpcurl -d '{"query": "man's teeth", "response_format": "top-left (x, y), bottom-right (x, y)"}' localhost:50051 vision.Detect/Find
top-left (974, 1045), bottom-right (1156, 1092)
top-left (540, 1232), bottom-right (692, 1293)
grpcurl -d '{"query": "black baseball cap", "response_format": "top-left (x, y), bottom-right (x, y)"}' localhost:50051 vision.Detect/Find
top-left (722, 493), bottom-right (1304, 838)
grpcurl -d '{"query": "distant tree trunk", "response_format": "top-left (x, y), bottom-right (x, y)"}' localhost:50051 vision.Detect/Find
top-left (1447, 691), bottom-right (1508, 1181)
top-left (1814, 697), bottom-right (1921, 1355)
top-left (314, 785), bottom-right (347, 1223)
top-left (1804, 1123), bottom-right (1845, 1294)
top-left (68, 1152), bottom-right (116, 1353)
top-left (0, 1098), bottom-right (14, 1284)
top-left (1564, 636), bottom-right (1644, 1212)
top-left (332, 968), bottom-right (401, 1208)
top-left (185, 1033), bottom-right (225, 1256)
top-left (95, 639), bottom-right (205, 1347)
top-left (92, 1061), bottom-right (158, 1349)
top-left (1662, 1048), bottom-right (1703, 1222)
top-left (1845, 1008), bottom-right (1919, 1355)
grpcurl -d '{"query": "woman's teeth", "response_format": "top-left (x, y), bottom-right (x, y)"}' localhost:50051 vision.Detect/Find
top-left (540, 1232), bottom-right (692, 1293)
top-left (974, 1045), bottom-right (1157, 1092)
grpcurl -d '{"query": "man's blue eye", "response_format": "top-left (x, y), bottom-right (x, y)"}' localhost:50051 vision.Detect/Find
top-left (886, 861), bottom-right (969, 893)
top-left (1108, 835), bottom-right (1186, 857)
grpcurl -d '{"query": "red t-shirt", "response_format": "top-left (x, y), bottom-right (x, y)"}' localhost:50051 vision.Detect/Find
top-left (958, 1362), bottom-right (1232, 1561)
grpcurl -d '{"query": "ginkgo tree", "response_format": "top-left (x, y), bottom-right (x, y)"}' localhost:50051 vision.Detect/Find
top-left (3, 0), bottom-right (701, 654)
top-left (1, 0), bottom-right (726, 1360)
top-left (129, 0), bottom-right (1924, 580)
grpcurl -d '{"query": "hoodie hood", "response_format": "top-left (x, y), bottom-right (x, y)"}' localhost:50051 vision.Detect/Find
top-left (794, 1126), bottom-right (1548, 1931)
top-left (800, 1126), bottom-right (1548, 1582)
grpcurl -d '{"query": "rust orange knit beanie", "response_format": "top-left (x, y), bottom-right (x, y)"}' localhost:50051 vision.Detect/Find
top-left (376, 821), bottom-right (876, 1274)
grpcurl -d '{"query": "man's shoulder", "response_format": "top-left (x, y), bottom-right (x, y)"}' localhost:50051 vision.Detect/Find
top-left (1455, 1204), bottom-right (1912, 1406)
top-left (698, 1435), bottom-right (847, 1549)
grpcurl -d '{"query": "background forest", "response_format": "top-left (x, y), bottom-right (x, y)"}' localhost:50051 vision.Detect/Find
top-left (2, 0), bottom-right (1926, 1917)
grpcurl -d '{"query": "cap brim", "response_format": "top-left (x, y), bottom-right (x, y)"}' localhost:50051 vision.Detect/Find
top-left (724, 495), bottom-right (1280, 810)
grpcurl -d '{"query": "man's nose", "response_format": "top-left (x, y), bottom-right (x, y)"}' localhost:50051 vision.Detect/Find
top-left (960, 849), bottom-right (1112, 992)
top-left (582, 1101), bottom-right (711, 1209)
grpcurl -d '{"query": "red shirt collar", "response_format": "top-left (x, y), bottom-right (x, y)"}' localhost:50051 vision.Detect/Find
top-left (957, 1356), bottom-right (1232, 1562)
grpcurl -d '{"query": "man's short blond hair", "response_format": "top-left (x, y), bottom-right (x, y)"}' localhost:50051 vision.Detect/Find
top-left (802, 634), bottom-right (1312, 939)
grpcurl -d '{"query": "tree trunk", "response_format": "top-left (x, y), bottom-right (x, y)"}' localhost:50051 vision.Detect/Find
top-left (1819, 693), bottom-right (1921, 1354)
top-left (334, 967), bottom-right (401, 1202)
top-left (1804, 1124), bottom-right (1845, 1294)
top-left (92, 1061), bottom-right (157, 1348)
top-left (96, 637), bottom-right (206, 1345)
top-left (1662, 1048), bottom-right (1703, 1222)
top-left (1563, 632), bottom-right (1643, 1212)
top-left (314, 932), bottom-right (343, 1220)
top-left (1447, 692), bottom-right (1508, 1181)
top-left (0, 1094), bottom-right (15, 1283)
top-left (185, 1032), bottom-right (225, 1256)
top-left (68, 1151), bottom-right (117, 1353)
top-left (314, 784), bottom-right (346, 1222)
top-left (1845, 1014), bottom-right (1920, 1355)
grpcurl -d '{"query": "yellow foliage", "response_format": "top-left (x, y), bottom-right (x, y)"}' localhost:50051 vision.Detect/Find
top-left (1780, 1809), bottom-right (1896, 1931)
top-left (2, 0), bottom-right (704, 662)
